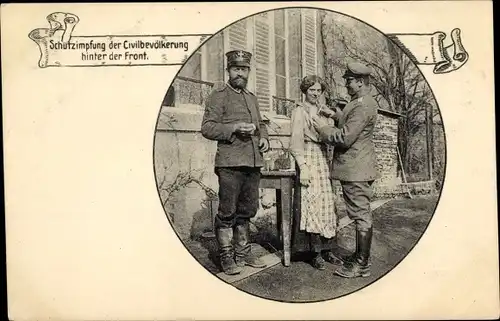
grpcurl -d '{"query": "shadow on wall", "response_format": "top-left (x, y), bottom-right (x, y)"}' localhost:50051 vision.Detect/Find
top-left (188, 195), bottom-right (282, 247)
top-left (162, 86), bottom-right (175, 107)
top-left (187, 195), bottom-right (283, 271)
top-left (190, 197), bottom-right (217, 240)
top-left (163, 182), bottom-right (216, 241)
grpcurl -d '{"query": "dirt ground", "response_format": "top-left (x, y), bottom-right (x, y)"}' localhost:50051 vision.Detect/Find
top-left (186, 195), bottom-right (439, 302)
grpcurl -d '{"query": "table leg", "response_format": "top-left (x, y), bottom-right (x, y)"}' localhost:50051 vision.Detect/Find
top-left (281, 178), bottom-right (292, 267)
top-left (276, 189), bottom-right (282, 243)
top-left (291, 178), bottom-right (301, 250)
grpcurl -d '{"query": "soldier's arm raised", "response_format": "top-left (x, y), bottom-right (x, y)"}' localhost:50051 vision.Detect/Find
top-left (201, 91), bottom-right (236, 142)
top-left (316, 104), bottom-right (370, 148)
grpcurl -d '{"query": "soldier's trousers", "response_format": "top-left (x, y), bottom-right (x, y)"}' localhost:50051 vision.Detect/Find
top-left (340, 180), bottom-right (375, 231)
top-left (214, 166), bottom-right (261, 229)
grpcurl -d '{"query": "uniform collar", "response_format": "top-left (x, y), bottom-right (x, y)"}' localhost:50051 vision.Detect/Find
top-left (351, 89), bottom-right (371, 101)
top-left (227, 82), bottom-right (249, 94)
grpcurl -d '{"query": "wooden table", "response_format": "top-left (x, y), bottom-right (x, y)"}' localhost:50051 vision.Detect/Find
top-left (260, 170), bottom-right (299, 267)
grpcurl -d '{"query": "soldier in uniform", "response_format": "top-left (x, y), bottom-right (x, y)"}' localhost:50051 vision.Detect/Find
top-left (312, 61), bottom-right (379, 278)
top-left (201, 50), bottom-right (270, 275)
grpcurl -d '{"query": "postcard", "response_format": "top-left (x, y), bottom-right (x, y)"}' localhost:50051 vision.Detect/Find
top-left (2, 2), bottom-right (498, 320)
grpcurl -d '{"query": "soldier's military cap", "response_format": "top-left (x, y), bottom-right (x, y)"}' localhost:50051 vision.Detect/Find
top-left (226, 50), bottom-right (252, 68)
top-left (343, 61), bottom-right (372, 78)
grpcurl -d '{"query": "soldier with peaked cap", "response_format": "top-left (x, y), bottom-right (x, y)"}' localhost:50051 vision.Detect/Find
top-left (201, 50), bottom-right (270, 275)
top-left (312, 61), bottom-right (380, 278)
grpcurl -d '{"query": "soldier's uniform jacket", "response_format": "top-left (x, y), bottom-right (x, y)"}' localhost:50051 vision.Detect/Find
top-left (201, 83), bottom-right (269, 168)
top-left (317, 93), bottom-right (379, 182)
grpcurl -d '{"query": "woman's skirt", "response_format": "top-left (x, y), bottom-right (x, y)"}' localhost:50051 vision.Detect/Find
top-left (299, 141), bottom-right (337, 239)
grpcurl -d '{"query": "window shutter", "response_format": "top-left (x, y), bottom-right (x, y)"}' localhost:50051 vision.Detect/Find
top-left (287, 9), bottom-right (303, 102)
top-left (253, 14), bottom-right (271, 112)
top-left (228, 20), bottom-right (247, 50)
top-left (302, 9), bottom-right (317, 77)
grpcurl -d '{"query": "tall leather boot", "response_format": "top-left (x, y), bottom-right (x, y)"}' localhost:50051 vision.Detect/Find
top-left (340, 229), bottom-right (372, 267)
top-left (334, 227), bottom-right (372, 278)
top-left (357, 227), bottom-right (372, 268)
top-left (339, 229), bottom-right (361, 264)
top-left (234, 221), bottom-right (267, 268)
top-left (216, 227), bottom-right (242, 275)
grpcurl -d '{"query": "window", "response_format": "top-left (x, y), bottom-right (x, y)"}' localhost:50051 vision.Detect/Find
top-left (217, 9), bottom-right (321, 114)
top-left (178, 50), bottom-right (201, 80)
top-left (178, 34), bottom-right (224, 84)
top-left (172, 35), bottom-right (225, 107)
top-left (204, 33), bottom-right (224, 86)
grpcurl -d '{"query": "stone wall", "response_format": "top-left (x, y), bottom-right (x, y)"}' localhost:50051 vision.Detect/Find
top-left (373, 180), bottom-right (437, 198)
top-left (373, 110), bottom-right (403, 194)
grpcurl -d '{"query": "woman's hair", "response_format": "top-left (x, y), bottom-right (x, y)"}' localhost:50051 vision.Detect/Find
top-left (300, 75), bottom-right (328, 94)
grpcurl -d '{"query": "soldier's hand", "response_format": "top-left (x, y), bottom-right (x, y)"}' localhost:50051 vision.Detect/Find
top-left (259, 138), bottom-right (269, 153)
top-left (233, 122), bottom-right (256, 135)
top-left (333, 106), bottom-right (343, 120)
top-left (312, 115), bottom-right (329, 130)
top-left (318, 106), bottom-right (336, 119)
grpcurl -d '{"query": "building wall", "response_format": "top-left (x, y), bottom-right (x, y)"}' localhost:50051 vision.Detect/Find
top-left (155, 106), bottom-right (405, 241)
top-left (174, 8), bottom-right (325, 115)
top-left (157, 9), bottom-right (418, 240)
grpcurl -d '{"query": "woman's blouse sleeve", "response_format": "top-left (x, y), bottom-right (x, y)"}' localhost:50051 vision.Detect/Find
top-left (289, 107), bottom-right (306, 167)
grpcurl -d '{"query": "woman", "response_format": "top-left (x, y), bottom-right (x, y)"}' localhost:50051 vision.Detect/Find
top-left (289, 75), bottom-right (343, 270)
